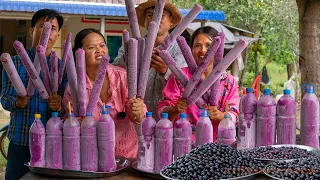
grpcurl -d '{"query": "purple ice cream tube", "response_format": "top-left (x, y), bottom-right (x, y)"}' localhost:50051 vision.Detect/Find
top-left (188, 39), bottom-right (248, 104)
top-left (36, 45), bottom-right (52, 94)
top-left (209, 32), bottom-right (226, 106)
top-left (58, 32), bottom-right (72, 85)
top-left (51, 51), bottom-right (58, 93)
top-left (123, 29), bottom-right (130, 65)
top-left (137, 21), bottom-right (157, 99)
top-left (0, 53), bottom-right (27, 96)
top-left (159, 50), bottom-right (206, 107)
top-left (137, 38), bottom-right (145, 79)
top-left (26, 22), bottom-right (52, 96)
top-left (176, 36), bottom-right (197, 74)
top-left (66, 44), bottom-right (79, 116)
top-left (151, 0), bottom-right (166, 32)
top-left (13, 41), bottom-right (49, 99)
top-left (158, 4), bottom-right (203, 51)
top-left (86, 55), bottom-right (109, 115)
top-left (182, 37), bottom-right (221, 98)
top-left (76, 49), bottom-right (86, 117)
top-left (124, 0), bottom-right (141, 39)
top-left (127, 38), bottom-right (138, 99)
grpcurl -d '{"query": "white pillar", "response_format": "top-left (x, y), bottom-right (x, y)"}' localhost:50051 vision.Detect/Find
top-left (100, 17), bottom-right (105, 37)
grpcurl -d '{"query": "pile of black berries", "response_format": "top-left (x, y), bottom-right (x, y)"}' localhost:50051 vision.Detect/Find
top-left (265, 158), bottom-right (320, 179)
top-left (242, 146), bottom-right (317, 160)
top-left (161, 143), bottom-right (265, 180)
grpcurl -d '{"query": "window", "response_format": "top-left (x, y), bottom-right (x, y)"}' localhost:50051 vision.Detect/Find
top-left (0, 36), bottom-right (3, 54)
top-left (106, 35), bottom-right (122, 63)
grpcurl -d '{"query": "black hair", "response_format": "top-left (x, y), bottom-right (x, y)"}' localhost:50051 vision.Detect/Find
top-left (31, 9), bottom-right (64, 31)
top-left (190, 26), bottom-right (219, 47)
top-left (73, 28), bottom-right (106, 53)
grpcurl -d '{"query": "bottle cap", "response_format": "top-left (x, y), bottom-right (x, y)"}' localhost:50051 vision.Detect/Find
top-left (246, 87), bottom-right (253, 93)
top-left (146, 112), bottom-right (152, 117)
top-left (302, 84), bottom-right (315, 94)
top-left (283, 89), bottom-right (290, 95)
top-left (52, 112), bottom-right (58, 117)
top-left (161, 113), bottom-right (168, 119)
top-left (224, 113), bottom-right (231, 118)
top-left (86, 113), bottom-right (92, 117)
top-left (263, 88), bottom-right (271, 95)
top-left (34, 114), bottom-right (41, 119)
top-left (180, 113), bottom-right (187, 118)
top-left (201, 110), bottom-right (208, 117)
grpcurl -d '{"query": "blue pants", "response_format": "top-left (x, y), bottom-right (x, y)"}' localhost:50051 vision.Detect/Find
top-left (5, 142), bottom-right (30, 180)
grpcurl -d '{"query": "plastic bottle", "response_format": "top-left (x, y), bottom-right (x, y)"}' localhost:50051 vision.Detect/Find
top-left (29, 113), bottom-right (45, 167)
top-left (63, 114), bottom-right (80, 170)
top-left (45, 112), bottom-right (63, 169)
top-left (196, 110), bottom-right (213, 147)
top-left (300, 84), bottom-right (319, 149)
top-left (154, 113), bottom-right (173, 173)
top-left (256, 89), bottom-right (276, 146)
top-left (217, 114), bottom-right (236, 146)
top-left (276, 89), bottom-right (296, 144)
top-left (81, 113), bottom-right (98, 171)
top-left (97, 106), bottom-right (116, 172)
top-left (238, 87), bottom-right (257, 149)
top-left (173, 113), bottom-right (192, 161)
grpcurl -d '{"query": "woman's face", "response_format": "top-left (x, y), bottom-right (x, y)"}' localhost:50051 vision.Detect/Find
top-left (82, 32), bottom-right (108, 68)
top-left (192, 33), bottom-right (213, 65)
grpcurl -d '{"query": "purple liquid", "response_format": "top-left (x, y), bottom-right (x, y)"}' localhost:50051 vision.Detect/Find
top-left (45, 115), bottom-right (63, 169)
top-left (63, 116), bottom-right (80, 170)
top-left (256, 94), bottom-right (276, 146)
top-left (195, 116), bottom-right (213, 147)
top-left (155, 117), bottom-right (173, 173)
top-left (301, 93), bottom-right (319, 149)
top-left (173, 117), bottom-right (192, 161)
top-left (97, 112), bottom-right (116, 172)
top-left (81, 116), bottom-right (98, 171)
top-left (276, 94), bottom-right (296, 144)
top-left (29, 117), bottom-right (45, 167)
top-left (238, 91), bottom-right (257, 149)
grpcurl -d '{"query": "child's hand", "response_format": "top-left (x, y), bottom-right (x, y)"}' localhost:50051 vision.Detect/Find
top-left (205, 106), bottom-right (224, 121)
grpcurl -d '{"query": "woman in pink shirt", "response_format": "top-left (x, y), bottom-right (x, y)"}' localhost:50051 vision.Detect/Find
top-left (63, 28), bottom-right (146, 158)
top-left (158, 26), bottom-right (239, 142)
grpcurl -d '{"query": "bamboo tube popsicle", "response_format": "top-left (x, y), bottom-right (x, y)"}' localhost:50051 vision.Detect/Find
top-left (66, 42), bottom-right (79, 115)
top-left (127, 38), bottom-right (138, 99)
top-left (159, 50), bottom-right (206, 107)
top-left (151, 0), bottom-right (166, 32)
top-left (86, 55), bottom-right (109, 115)
top-left (182, 37), bottom-right (221, 98)
top-left (51, 51), bottom-right (58, 93)
top-left (158, 4), bottom-right (203, 51)
top-left (176, 36), bottom-right (197, 74)
top-left (13, 41), bottom-right (49, 99)
top-left (58, 33), bottom-right (72, 85)
top-left (188, 39), bottom-right (248, 104)
top-left (123, 29), bottom-right (130, 65)
top-left (209, 32), bottom-right (225, 106)
top-left (137, 21), bottom-right (157, 99)
top-left (26, 22), bottom-right (51, 96)
top-left (37, 45), bottom-right (52, 94)
top-left (124, 0), bottom-right (141, 39)
top-left (137, 38), bottom-right (145, 79)
top-left (75, 49), bottom-right (86, 117)
top-left (0, 53), bottom-right (27, 96)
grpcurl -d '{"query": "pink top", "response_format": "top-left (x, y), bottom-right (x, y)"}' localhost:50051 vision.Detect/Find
top-left (158, 67), bottom-right (239, 141)
top-left (63, 64), bottom-right (146, 158)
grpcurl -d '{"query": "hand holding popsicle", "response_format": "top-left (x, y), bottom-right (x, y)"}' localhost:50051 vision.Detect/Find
top-left (129, 98), bottom-right (145, 124)
top-left (174, 98), bottom-right (188, 113)
top-left (15, 95), bottom-right (30, 108)
top-left (151, 48), bottom-right (168, 74)
top-left (205, 106), bottom-right (224, 122)
top-left (47, 93), bottom-right (62, 112)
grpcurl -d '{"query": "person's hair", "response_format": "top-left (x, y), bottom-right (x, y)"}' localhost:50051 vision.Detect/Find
top-left (31, 9), bottom-right (64, 31)
top-left (190, 26), bottom-right (219, 47)
top-left (73, 28), bottom-right (106, 53)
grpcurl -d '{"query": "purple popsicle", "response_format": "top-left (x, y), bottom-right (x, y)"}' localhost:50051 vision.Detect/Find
top-left (26, 22), bottom-right (52, 96)
top-left (0, 53), bottom-right (27, 96)
top-left (182, 37), bottom-right (221, 98)
top-left (188, 39), bottom-right (248, 105)
top-left (76, 49), bottom-right (86, 117)
top-left (58, 33), bottom-right (72, 85)
top-left (137, 21), bottom-right (157, 99)
top-left (36, 45), bottom-right (52, 94)
top-left (127, 38), bottom-right (138, 99)
top-left (158, 4), bottom-right (203, 51)
top-left (176, 36), bottom-right (197, 74)
top-left (159, 50), bottom-right (206, 107)
top-left (151, 0), bottom-right (166, 32)
top-left (124, 0), bottom-right (141, 39)
top-left (123, 29), bottom-right (130, 65)
top-left (66, 43), bottom-right (79, 116)
top-left (50, 51), bottom-right (58, 93)
top-left (137, 38), bottom-right (145, 79)
top-left (209, 32), bottom-right (226, 106)
top-left (86, 55), bottom-right (109, 115)
top-left (13, 41), bottom-right (49, 99)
